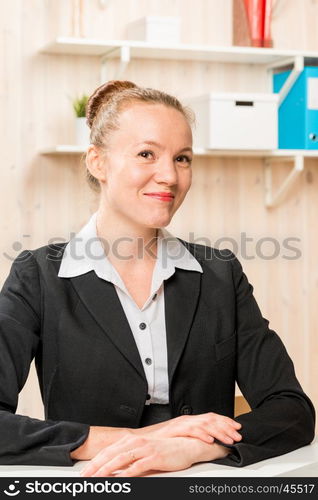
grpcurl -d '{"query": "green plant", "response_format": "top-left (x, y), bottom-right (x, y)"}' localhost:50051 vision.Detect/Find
top-left (72, 94), bottom-right (89, 118)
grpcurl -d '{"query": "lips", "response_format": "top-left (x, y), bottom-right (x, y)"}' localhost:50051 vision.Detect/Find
top-left (144, 192), bottom-right (175, 202)
top-left (144, 192), bottom-right (175, 198)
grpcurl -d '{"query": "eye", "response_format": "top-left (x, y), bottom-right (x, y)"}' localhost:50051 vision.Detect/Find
top-left (138, 150), bottom-right (154, 159)
top-left (176, 155), bottom-right (193, 165)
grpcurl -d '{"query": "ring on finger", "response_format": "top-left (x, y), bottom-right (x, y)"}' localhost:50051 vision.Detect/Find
top-left (128, 450), bottom-right (136, 463)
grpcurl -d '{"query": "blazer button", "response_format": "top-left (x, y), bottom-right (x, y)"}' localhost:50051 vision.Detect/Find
top-left (180, 405), bottom-right (193, 415)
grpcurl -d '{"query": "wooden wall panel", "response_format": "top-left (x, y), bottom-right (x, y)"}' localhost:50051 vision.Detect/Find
top-left (0, 0), bottom-right (317, 432)
top-left (271, 0), bottom-right (318, 50)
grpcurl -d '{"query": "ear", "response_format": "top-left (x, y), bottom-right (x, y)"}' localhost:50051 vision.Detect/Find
top-left (86, 145), bottom-right (107, 183)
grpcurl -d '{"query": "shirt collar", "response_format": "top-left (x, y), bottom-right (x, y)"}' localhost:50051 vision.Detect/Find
top-left (58, 211), bottom-right (203, 281)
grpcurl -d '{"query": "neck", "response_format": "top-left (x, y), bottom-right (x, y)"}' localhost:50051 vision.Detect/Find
top-left (95, 207), bottom-right (159, 265)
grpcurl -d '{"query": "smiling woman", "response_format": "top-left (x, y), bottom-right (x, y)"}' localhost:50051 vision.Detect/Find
top-left (0, 80), bottom-right (315, 476)
top-left (85, 82), bottom-right (194, 241)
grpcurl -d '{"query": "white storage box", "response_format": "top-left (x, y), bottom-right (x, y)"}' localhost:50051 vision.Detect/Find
top-left (125, 16), bottom-right (181, 44)
top-left (186, 92), bottom-right (278, 150)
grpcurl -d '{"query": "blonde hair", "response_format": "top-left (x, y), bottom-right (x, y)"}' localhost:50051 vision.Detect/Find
top-left (84, 80), bottom-right (195, 192)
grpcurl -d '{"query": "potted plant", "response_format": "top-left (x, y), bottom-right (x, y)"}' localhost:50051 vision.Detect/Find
top-left (72, 94), bottom-right (90, 145)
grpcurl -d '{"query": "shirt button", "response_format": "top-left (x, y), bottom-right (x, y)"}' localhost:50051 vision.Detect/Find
top-left (152, 293), bottom-right (157, 300)
top-left (145, 358), bottom-right (152, 365)
top-left (139, 322), bottom-right (147, 330)
top-left (146, 394), bottom-right (151, 400)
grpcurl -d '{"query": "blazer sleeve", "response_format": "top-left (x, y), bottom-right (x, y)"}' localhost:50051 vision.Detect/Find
top-left (0, 250), bottom-right (90, 466)
top-left (211, 251), bottom-right (316, 467)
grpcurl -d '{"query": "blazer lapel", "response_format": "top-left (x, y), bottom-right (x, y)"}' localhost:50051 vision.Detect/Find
top-left (164, 267), bottom-right (202, 386)
top-left (70, 271), bottom-right (147, 382)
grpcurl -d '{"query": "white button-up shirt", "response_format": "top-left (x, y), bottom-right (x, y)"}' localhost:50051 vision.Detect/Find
top-left (58, 211), bottom-right (203, 405)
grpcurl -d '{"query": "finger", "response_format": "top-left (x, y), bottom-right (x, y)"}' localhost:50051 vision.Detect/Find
top-left (217, 435), bottom-right (234, 445)
top-left (214, 415), bottom-right (241, 428)
top-left (80, 437), bottom-right (147, 476)
top-left (91, 452), bottom-right (136, 477)
top-left (208, 429), bottom-right (235, 445)
top-left (92, 448), bottom-right (144, 477)
top-left (175, 419), bottom-right (240, 444)
top-left (220, 428), bottom-right (242, 443)
top-left (187, 415), bottom-right (242, 443)
top-left (81, 450), bottom-right (110, 477)
top-left (207, 413), bottom-right (242, 429)
top-left (214, 426), bottom-right (242, 441)
top-left (215, 432), bottom-right (242, 444)
top-left (208, 421), bottom-right (242, 441)
top-left (172, 422), bottom-right (216, 444)
top-left (227, 420), bottom-right (242, 430)
top-left (233, 421), bottom-right (242, 429)
top-left (230, 430), bottom-right (242, 441)
top-left (224, 425), bottom-right (242, 441)
top-left (185, 428), bottom-right (215, 444)
top-left (114, 455), bottom-right (157, 477)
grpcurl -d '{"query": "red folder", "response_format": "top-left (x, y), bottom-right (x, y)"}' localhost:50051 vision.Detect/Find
top-left (244, 0), bottom-right (265, 47)
top-left (263, 0), bottom-right (273, 47)
top-left (233, 0), bottom-right (273, 48)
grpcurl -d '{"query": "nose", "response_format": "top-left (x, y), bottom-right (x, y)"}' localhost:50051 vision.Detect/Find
top-left (153, 157), bottom-right (178, 186)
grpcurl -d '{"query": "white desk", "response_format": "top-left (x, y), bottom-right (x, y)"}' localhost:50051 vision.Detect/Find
top-left (0, 439), bottom-right (317, 477)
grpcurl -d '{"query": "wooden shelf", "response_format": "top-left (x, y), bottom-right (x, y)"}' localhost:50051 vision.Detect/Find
top-left (40, 37), bottom-right (318, 65)
top-left (39, 145), bottom-right (318, 158)
top-left (40, 145), bottom-right (87, 155)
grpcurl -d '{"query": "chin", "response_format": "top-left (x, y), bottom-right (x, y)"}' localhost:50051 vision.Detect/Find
top-left (141, 218), bottom-right (172, 229)
top-left (149, 214), bottom-right (173, 226)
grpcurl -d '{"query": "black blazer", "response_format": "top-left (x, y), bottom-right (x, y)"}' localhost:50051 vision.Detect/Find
top-left (0, 240), bottom-right (315, 467)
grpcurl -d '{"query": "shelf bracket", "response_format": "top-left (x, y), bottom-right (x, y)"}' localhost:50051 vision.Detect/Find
top-left (264, 154), bottom-right (304, 208)
top-left (100, 45), bottom-right (131, 83)
top-left (266, 55), bottom-right (304, 106)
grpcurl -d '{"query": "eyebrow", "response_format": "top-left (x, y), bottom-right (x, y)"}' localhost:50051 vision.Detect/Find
top-left (136, 140), bottom-right (193, 154)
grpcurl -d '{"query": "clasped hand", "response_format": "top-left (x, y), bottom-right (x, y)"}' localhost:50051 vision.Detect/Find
top-left (80, 412), bottom-right (242, 477)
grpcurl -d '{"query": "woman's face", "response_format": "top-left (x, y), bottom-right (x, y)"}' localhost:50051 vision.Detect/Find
top-left (96, 103), bottom-right (193, 230)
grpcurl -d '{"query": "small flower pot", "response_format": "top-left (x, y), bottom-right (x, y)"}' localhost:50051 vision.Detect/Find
top-left (75, 117), bottom-right (90, 145)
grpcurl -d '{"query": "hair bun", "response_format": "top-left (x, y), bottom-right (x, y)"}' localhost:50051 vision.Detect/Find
top-left (86, 80), bottom-right (138, 128)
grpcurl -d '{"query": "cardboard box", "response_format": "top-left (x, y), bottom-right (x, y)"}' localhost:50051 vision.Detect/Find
top-left (125, 16), bottom-right (181, 44)
top-left (186, 92), bottom-right (278, 150)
